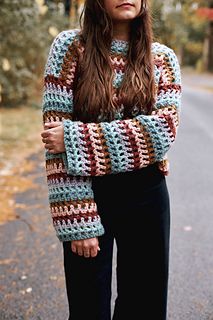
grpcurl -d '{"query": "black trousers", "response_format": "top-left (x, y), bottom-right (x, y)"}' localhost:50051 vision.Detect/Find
top-left (63, 163), bottom-right (170, 320)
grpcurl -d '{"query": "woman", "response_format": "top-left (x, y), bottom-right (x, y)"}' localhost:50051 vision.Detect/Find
top-left (41, 0), bottom-right (182, 319)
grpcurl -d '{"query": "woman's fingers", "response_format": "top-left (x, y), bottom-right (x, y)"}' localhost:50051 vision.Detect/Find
top-left (90, 246), bottom-right (100, 258)
top-left (71, 242), bottom-right (84, 256)
top-left (71, 242), bottom-right (77, 253)
top-left (71, 238), bottom-right (100, 258)
top-left (77, 249), bottom-right (83, 256)
top-left (83, 250), bottom-right (90, 258)
top-left (44, 121), bottom-right (62, 130)
top-left (41, 124), bottom-right (65, 154)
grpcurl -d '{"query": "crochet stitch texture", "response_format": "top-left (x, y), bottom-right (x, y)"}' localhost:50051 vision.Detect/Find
top-left (42, 29), bottom-right (182, 242)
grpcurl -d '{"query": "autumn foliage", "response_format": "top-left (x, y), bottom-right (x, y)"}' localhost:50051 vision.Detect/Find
top-left (197, 7), bottom-right (213, 20)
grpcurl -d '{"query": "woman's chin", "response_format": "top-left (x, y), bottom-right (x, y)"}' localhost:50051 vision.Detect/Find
top-left (113, 13), bottom-right (137, 22)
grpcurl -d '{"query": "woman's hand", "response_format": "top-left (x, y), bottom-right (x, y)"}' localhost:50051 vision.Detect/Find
top-left (41, 121), bottom-right (65, 154)
top-left (71, 237), bottom-right (101, 258)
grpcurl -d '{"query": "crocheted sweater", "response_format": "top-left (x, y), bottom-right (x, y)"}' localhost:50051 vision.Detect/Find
top-left (42, 29), bottom-right (182, 242)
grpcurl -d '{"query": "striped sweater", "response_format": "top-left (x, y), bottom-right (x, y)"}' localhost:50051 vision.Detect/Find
top-left (42, 29), bottom-right (182, 242)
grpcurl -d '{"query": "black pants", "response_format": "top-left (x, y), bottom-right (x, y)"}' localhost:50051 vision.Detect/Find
top-left (63, 163), bottom-right (170, 320)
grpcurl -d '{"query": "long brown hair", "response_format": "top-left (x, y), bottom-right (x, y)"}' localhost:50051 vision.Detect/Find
top-left (72, 0), bottom-right (156, 122)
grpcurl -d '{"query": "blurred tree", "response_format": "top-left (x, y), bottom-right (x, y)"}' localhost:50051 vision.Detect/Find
top-left (68, 0), bottom-right (81, 26)
top-left (0, 0), bottom-right (41, 106)
top-left (151, 0), bottom-right (208, 69)
top-left (208, 0), bottom-right (213, 71)
top-left (0, 0), bottom-right (70, 107)
top-left (0, 0), bottom-right (212, 108)
top-left (64, 0), bottom-right (72, 16)
top-left (74, 0), bottom-right (80, 22)
top-left (201, 0), bottom-right (213, 71)
top-left (44, 0), bottom-right (81, 24)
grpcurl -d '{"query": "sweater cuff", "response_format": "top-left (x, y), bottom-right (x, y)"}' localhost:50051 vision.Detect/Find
top-left (63, 119), bottom-right (82, 175)
top-left (54, 215), bottom-right (105, 242)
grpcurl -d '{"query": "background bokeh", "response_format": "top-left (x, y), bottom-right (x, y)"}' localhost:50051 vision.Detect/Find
top-left (1, 0), bottom-right (213, 108)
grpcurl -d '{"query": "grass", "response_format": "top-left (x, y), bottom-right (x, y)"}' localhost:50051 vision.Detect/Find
top-left (0, 105), bottom-right (44, 224)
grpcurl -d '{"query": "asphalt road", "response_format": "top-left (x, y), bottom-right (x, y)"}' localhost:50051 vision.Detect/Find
top-left (0, 74), bottom-right (213, 320)
top-left (166, 78), bottom-right (213, 320)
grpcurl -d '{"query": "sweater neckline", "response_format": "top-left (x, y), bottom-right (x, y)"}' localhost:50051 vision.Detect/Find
top-left (112, 38), bottom-right (129, 44)
top-left (110, 38), bottom-right (129, 55)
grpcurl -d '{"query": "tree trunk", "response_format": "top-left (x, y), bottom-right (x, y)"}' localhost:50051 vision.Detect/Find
top-left (74, 0), bottom-right (79, 23)
top-left (203, 0), bottom-right (213, 72)
top-left (64, 0), bottom-right (72, 16)
top-left (207, 19), bottom-right (213, 71)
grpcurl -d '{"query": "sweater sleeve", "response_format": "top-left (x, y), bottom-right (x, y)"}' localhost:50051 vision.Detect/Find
top-left (42, 30), bottom-right (105, 241)
top-left (63, 46), bottom-right (182, 176)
